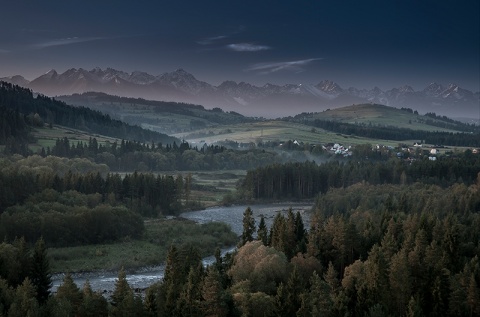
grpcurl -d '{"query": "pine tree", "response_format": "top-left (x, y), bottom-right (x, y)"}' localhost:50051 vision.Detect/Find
top-left (309, 271), bottom-right (333, 316)
top-left (294, 211), bottom-right (307, 254)
top-left (270, 213), bottom-right (286, 253)
top-left (388, 248), bottom-right (412, 314)
top-left (406, 295), bottom-right (424, 317)
top-left (274, 282), bottom-right (288, 317)
top-left (55, 273), bottom-right (82, 315)
top-left (78, 280), bottom-right (108, 317)
top-left (30, 237), bottom-right (52, 305)
top-left (324, 261), bottom-right (340, 295)
top-left (110, 268), bottom-right (133, 316)
top-left (7, 278), bottom-right (39, 317)
top-left (239, 207), bottom-right (255, 247)
top-left (0, 278), bottom-right (13, 316)
top-left (281, 266), bottom-right (304, 316)
top-left (202, 266), bottom-right (228, 317)
top-left (162, 245), bottom-right (182, 316)
top-left (256, 215), bottom-right (268, 246)
top-left (466, 274), bottom-right (480, 317)
top-left (177, 267), bottom-right (203, 317)
top-left (11, 237), bottom-right (30, 287)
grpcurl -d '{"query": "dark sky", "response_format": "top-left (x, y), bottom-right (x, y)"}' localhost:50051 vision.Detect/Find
top-left (1, 0), bottom-right (479, 91)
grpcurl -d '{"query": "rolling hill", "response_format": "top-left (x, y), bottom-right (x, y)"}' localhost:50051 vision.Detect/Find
top-left (56, 92), bottom-right (255, 135)
top-left (175, 103), bottom-right (479, 147)
top-left (0, 82), bottom-right (178, 148)
top-left (291, 103), bottom-right (475, 132)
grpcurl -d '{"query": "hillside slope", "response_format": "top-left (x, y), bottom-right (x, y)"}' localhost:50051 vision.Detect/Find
top-left (0, 82), bottom-right (178, 145)
top-left (292, 103), bottom-right (476, 133)
top-left (57, 92), bottom-right (255, 135)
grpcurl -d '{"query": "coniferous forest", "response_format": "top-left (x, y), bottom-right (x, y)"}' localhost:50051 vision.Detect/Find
top-left (0, 81), bottom-right (479, 316)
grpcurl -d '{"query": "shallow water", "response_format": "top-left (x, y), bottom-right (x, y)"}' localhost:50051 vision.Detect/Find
top-left (51, 203), bottom-right (312, 294)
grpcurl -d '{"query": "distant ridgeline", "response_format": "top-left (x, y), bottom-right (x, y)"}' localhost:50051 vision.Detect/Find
top-left (305, 119), bottom-right (480, 147)
top-left (0, 81), bottom-right (177, 146)
top-left (291, 105), bottom-right (480, 147)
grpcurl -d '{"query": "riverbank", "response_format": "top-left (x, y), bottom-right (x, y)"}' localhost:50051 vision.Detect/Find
top-left (48, 218), bottom-right (237, 273)
top-left (50, 202), bottom-right (313, 293)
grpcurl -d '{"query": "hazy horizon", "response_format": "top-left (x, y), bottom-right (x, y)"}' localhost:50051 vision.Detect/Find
top-left (1, 0), bottom-right (478, 92)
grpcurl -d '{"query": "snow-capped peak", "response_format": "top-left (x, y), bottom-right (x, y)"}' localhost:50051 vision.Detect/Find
top-left (398, 85), bottom-right (414, 93)
top-left (44, 69), bottom-right (58, 77)
top-left (423, 82), bottom-right (445, 96)
top-left (315, 80), bottom-right (343, 95)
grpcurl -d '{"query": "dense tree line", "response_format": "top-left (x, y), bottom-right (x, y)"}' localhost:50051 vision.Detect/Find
top-left (1, 192), bottom-right (144, 247)
top-left (239, 154), bottom-right (480, 200)
top-left (0, 106), bottom-right (32, 144)
top-left (0, 237), bottom-right (54, 315)
top-left (138, 181), bottom-right (479, 316)
top-left (0, 158), bottom-right (187, 216)
top-left (0, 154), bottom-right (203, 249)
top-left (0, 81), bottom-right (177, 145)
top-left (60, 91), bottom-right (253, 125)
top-left (1, 178), bottom-right (479, 315)
top-left (45, 136), bottom-right (280, 171)
top-left (306, 119), bottom-right (480, 147)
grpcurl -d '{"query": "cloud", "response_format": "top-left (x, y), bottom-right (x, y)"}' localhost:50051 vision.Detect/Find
top-left (0, 49), bottom-right (9, 54)
top-left (227, 43), bottom-right (271, 52)
top-left (197, 35), bottom-right (228, 45)
top-left (197, 26), bottom-right (246, 46)
top-left (246, 58), bottom-right (322, 74)
top-left (32, 36), bottom-right (104, 49)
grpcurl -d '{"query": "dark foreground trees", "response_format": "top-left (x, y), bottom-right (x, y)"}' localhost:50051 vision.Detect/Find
top-left (1, 169), bottom-right (480, 316)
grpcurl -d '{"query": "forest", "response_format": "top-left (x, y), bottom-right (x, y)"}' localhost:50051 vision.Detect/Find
top-left (46, 136), bottom-right (281, 171)
top-left (300, 118), bottom-right (480, 147)
top-left (1, 81), bottom-right (480, 316)
top-left (0, 178), bottom-right (479, 316)
top-left (0, 82), bottom-right (177, 146)
top-left (0, 155), bottom-right (199, 242)
top-left (238, 154), bottom-right (480, 200)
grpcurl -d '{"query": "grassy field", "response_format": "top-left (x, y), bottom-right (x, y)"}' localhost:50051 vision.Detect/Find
top-left (189, 170), bottom-right (245, 206)
top-left (29, 125), bottom-right (121, 153)
top-left (41, 169), bottom-right (244, 273)
top-left (136, 170), bottom-right (245, 208)
top-left (48, 218), bottom-right (238, 273)
top-left (24, 103), bottom-right (468, 156)
top-left (57, 93), bottom-right (251, 135)
top-left (174, 120), bottom-right (406, 147)
top-left (302, 104), bottom-right (462, 132)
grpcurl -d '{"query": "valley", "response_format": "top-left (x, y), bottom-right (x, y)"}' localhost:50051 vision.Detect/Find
top-left (1, 81), bottom-right (479, 316)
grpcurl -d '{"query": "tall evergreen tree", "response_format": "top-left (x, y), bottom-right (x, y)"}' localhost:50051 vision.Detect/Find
top-left (466, 274), bottom-right (480, 317)
top-left (79, 280), bottom-right (108, 317)
top-left (110, 268), bottom-right (133, 315)
top-left (7, 278), bottom-right (39, 317)
top-left (54, 273), bottom-right (82, 316)
top-left (176, 266), bottom-right (203, 317)
top-left (239, 207), bottom-right (255, 247)
top-left (30, 237), bottom-right (52, 305)
top-left (256, 215), bottom-right (268, 246)
top-left (201, 266), bottom-right (228, 317)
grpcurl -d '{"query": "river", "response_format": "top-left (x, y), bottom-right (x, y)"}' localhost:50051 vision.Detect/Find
top-left (51, 203), bottom-right (313, 294)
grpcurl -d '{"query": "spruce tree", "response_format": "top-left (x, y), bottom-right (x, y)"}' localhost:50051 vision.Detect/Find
top-left (256, 215), bottom-right (268, 246)
top-left (239, 207), bottom-right (255, 247)
top-left (79, 280), bottom-right (108, 317)
top-left (8, 278), bottom-right (39, 317)
top-left (202, 266), bottom-right (228, 317)
top-left (110, 268), bottom-right (133, 314)
top-left (55, 273), bottom-right (82, 315)
top-left (30, 237), bottom-right (52, 305)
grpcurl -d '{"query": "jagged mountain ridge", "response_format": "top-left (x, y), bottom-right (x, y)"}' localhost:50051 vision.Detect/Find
top-left (1, 67), bottom-right (478, 118)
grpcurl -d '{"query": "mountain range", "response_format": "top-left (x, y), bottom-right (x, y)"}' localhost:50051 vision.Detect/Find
top-left (1, 67), bottom-right (479, 119)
